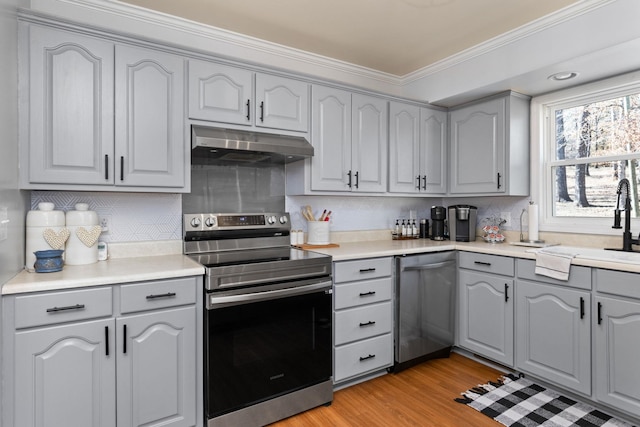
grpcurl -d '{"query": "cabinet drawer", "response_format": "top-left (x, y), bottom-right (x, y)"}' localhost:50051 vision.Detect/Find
top-left (120, 277), bottom-right (197, 314)
top-left (459, 252), bottom-right (514, 276)
top-left (334, 257), bottom-right (392, 283)
top-left (516, 259), bottom-right (591, 290)
top-left (14, 287), bottom-right (113, 329)
top-left (334, 301), bottom-right (392, 345)
top-left (334, 277), bottom-right (392, 310)
top-left (595, 269), bottom-right (640, 299)
top-left (334, 334), bottom-right (393, 382)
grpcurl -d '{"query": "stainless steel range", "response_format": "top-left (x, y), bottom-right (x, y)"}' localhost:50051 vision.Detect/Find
top-left (183, 212), bottom-right (333, 427)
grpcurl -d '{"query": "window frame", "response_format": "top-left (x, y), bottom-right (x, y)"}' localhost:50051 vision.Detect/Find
top-left (531, 70), bottom-right (640, 235)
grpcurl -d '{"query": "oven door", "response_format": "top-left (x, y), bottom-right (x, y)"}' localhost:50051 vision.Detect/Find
top-left (204, 279), bottom-right (332, 420)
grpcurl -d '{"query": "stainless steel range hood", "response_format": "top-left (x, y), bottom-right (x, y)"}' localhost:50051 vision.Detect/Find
top-left (191, 125), bottom-right (313, 164)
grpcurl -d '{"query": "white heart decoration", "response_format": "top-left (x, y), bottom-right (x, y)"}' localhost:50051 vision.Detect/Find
top-left (42, 228), bottom-right (70, 250)
top-left (76, 226), bottom-right (102, 248)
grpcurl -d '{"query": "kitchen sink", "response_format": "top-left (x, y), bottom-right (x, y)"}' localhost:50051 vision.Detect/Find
top-left (540, 245), bottom-right (640, 265)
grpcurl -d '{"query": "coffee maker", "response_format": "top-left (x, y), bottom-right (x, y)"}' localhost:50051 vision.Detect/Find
top-left (430, 206), bottom-right (447, 241)
top-left (448, 205), bottom-right (477, 242)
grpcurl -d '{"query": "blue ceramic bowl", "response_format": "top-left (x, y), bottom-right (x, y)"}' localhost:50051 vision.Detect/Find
top-left (34, 249), bottom-right (64, 273)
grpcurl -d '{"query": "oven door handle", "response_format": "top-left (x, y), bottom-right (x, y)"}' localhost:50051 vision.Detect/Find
top-left (207, 280), bottom-right (332, 309)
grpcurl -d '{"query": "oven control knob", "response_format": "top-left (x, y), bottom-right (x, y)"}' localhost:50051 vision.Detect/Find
top-left (204, 217), bottom-right (216, 228)
top-left (279, 216), bottom-right (288, 224)
top-left (267, 215), bottom-right (276, 224)
top-left (190, 217), bottom-right (201, 228)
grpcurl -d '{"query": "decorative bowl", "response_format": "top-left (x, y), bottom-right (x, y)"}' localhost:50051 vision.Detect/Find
top-left (33, 249), bottom-right (64, 273)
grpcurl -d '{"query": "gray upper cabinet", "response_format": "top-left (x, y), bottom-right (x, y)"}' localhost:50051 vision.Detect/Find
top-left (305, 85), bottom-right (387, 193)
top-left (188, 60), bottom-right (309, 133)
top-left (389, 103), bottom-right (447, 194)
top-left (449, 91), bottom-right (530, 196)
top-left (26, 25), bottom-right (115, 186)
top-left (22, 24), bottom-right (187, 192)
top-left (115, 45), bottom-right (185, 189)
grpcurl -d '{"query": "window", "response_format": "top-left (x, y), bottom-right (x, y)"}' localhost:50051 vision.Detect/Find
top-left (532, 71), bottom-right (640, 235)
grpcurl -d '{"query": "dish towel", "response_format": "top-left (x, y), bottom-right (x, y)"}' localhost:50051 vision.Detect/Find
top-left (534, 249), bottom-right (576, 281)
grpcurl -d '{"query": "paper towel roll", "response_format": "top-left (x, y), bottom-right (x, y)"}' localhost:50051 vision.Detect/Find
top-left (528, 203), bottom-right (539, 241)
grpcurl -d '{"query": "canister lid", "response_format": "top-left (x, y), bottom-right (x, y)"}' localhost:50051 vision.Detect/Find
top-left (26, 202), bottom-right (65, 227)
top-left (66, 203), bottom-right (98, 226)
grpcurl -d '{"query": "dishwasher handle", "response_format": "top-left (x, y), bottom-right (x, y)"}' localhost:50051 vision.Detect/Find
top-left (401, 260), bottom-right (455, 272)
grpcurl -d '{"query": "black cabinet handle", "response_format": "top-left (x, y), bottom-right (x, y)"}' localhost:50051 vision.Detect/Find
top-left (497, 172), bottom-right (502, 189)
top-left (355, 171), bottom-right (359, 189)
top-left (146, 292), bottom-right (177, 300)
top-left (347, 170), bottom-right (352, 188)
top-left (105, 326), bottom-right (110, 356)
top-left (580, 297), bottom-right (585, 319)
top-left (504, 283), bottom-right (509, 302)
top-left (597, 302), bottom-right (603, 325)
top-left (359, 321), bottom-right (376, 327)
top-left (246, 99), bottom-right (250, 121)
top-left (123, 324), bottom-right (127, 354)
top-left (359, 268), bottom-right (376, 273)
top-left (359, 354), bottom-right (376, 362)
top-left (359, 291), bottom-right (376, 297)
top-left (474, 261), bottom-right (491, 266)
top-left (422, 175), bottom-right (427, 190)
top-left (105, 155), bottom-right (109, 180)
top-left (416, 175), bottom-right (421, 189)
top-left (46, 304), bottom-right (85, 313)
top-left (260, 101), bottom-right (264, 122)
top-left (120, 156), bottom-right (124, 181)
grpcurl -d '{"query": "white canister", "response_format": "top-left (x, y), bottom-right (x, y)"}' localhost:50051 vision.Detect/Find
top-left (65, 203), bottom-right (101, 265)
top-left (26, 202), bottom-right (67, 272)
top-left (307, 221), bottom-right (330, 245)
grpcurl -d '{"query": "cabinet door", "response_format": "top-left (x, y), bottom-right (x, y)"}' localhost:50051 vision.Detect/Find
top-left (458, 269), bottom-right (513, 366)
top-left (115, 45), bottom-right (185, 188)
top-left (188, 60), bottom-right (253, 125)
top-left (116, 306), bottom-right (196, 427)
top-left (450, 97), bottom-right (505, 194)
top-left (310, 85), bottom-right (352, 191)
top-left (255, 74), bottom-right (308, 132)
top-left (388, 102), bottom-right (420, 193)
top-left (28, 26), bottom-right (114, 186)
top-left (594, 296), bottom-right (640, 415)
top-left (516, 281), bottom-right (591, 395)
top-left (420, 107), bottom-right (447, 194)
top-left (14, 319), bottom-right (116, 427)
top-left (351, 94), bottom-right (387, 192)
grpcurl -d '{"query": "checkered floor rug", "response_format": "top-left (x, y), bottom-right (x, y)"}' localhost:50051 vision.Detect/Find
top-left (455, 374), bottom-right (636, 427)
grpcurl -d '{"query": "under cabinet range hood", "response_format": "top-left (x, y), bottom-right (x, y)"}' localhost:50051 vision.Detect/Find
top-left (191, 125), bottom-right (314, 164)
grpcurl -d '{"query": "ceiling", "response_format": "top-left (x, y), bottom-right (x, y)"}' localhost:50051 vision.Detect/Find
top-left (119, 0), bottom-right (579, 76)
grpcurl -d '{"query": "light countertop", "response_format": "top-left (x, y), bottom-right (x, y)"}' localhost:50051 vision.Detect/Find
top-left (2, 254), bottom-right (204, 295)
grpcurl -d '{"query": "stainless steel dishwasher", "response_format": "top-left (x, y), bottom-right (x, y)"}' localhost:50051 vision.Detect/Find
top-left (393, 251), bottom-right (456, 372)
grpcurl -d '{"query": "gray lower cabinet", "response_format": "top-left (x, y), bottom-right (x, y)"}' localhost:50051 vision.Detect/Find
top-left (515, 259), bottom-right (592, 395)
top-left (6, 277), bottom-right (199, 427)
top-left (458, 252), bottom-right (514, 366)
top-left (594, 269), bottom-right (640, 417)
top-left (333, 257), bottom-right (393, 384)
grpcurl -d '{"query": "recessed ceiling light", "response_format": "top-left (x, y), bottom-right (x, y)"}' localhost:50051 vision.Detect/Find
top-left (548, 72), bottom-right (579, 81)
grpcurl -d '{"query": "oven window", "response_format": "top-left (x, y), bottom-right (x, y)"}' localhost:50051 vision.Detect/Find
top-left (205, 289), bottom-right (332, 418)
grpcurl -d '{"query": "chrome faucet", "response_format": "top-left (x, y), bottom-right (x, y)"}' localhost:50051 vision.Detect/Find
top-left (612, 178), bottom-right (639, 251)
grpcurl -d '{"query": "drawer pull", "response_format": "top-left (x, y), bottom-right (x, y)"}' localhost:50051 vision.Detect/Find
top-left (359, 291), bottom-right (376, 297)
top-left (46, 304), bottom-right (85, 313)
top-left (359, 354), bottom-right (376, 362)
top-left (474, 261), bottom-right (491, 266)
top-left (359, 321), bottom-right (376, 327)
top-left (146, 292), bottom-right (177, 300)
top-left (359, 268), bottom-right (376, 273)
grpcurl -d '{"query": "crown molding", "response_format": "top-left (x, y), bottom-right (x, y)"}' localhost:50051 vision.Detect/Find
top-left (401, 0), bottom-right (615, 83)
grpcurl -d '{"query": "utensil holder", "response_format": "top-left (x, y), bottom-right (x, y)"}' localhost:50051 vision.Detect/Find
top-left (307, 221), bottom-right (330, 245)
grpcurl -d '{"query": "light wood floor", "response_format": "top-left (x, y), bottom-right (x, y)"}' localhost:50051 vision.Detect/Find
top-left (271, 352), bottom-right (504, 427)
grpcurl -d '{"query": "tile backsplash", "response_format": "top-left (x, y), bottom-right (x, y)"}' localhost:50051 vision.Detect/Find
top-left (31, 191), bottom-right (532, 243)
top-left (31, 191), bottom-right (182, 243)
